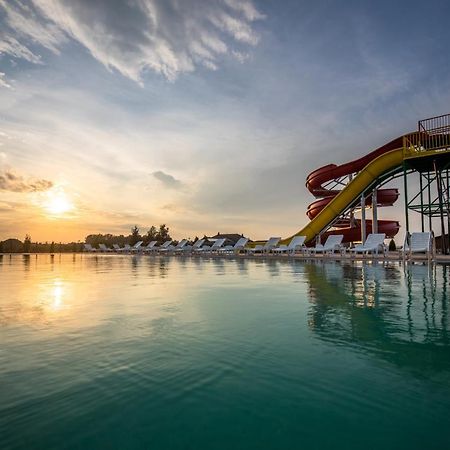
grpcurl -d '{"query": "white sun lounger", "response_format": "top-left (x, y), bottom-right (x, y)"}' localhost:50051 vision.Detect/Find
top-left (309, 234), bottom-right (344, 255)
top-left (218, 237), bottom-right (249, 254)
top-left (181, 239), bottom-right (206, 253)
top-left (112, 244), bottom-right (122, 252)
top-left (118, 244), bottom-right (132, 253)
top-left (172, 239), bottom-right (189, 253)
top-left (403, 231), bottom-right (434, 260)
top-left (247, 237), bottom-right (281, 254)
top-left (196, 238), bottom-right (226, 254)
top-left (141, 241), bottom-right (157, 253)
top-left (186, 239), bottom-right (205, 253)
top-left (84, 243), bottom-right (97, 252)
top-left (156, 240), bottom-right (173, 253)
top-left (273, 236), bottom-right (306, 255)
top-left (98, 244), bottom-right (113, 252)
top-left (350, 233), bottom-right (386, 256)
top-left (130, 241), bottom-right (143, 253)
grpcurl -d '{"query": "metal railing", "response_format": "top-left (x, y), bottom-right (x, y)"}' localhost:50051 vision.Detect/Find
top-left (404, 113), bottom-right (450, 156)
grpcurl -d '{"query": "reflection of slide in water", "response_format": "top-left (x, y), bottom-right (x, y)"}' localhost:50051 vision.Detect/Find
top-left (283, 134), bottom-right (450, 245)
top-left (304, 262), bottom-right (450, 374)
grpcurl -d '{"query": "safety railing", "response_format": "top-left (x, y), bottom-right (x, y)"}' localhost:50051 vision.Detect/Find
top-left (404, 113), bottom-right (450, 156)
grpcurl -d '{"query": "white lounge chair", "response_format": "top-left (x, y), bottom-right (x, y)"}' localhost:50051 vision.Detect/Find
top-left (130, 241), bottom-right (143, 253)
top-left (172, 239), bottom-right (189, 253)
top-left (98, 243), bottom-right (113, 252)
top-left (350, 233), bottom-right (386, 256)
top-left (156, 240), bottom-right (173, 253)
top-left (218, 237), bottom-right (249, 254)
top-left (112, 244), bottom-right (122, 252)
top-left (84, 243), bottom-right (97, 252)
top-left (273, 236), bottom-right (306, 255)
top-left (309, 234), bottom-right (344, 255)
top-left (182, 239), bottom-right (205, 253)
top-left (196, 238), bottom-right (226, 254)
top-left (118, 244), bottom-right (132, 253)
top-left (247, 237), bottom-right (281, 254)
top-left (403, 232), bottom-right (434, 260)
top-left (141, 241), bottom-right (157, 253)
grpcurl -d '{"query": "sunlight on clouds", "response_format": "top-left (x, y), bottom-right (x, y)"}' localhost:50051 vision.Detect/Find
top-left (33, 185), bottom-right (75, 219)
top-left (0, 0), bottom-right (264, 82)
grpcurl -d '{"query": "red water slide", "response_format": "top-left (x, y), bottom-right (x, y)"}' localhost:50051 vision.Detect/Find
top-left (305, 137), bottom-right (402, 243)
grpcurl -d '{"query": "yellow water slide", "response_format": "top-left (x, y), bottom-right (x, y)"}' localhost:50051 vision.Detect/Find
top-left (283, 138), bottom-right (450, 245)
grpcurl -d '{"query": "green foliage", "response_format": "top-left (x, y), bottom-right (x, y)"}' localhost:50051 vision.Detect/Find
top-left (145, 226), bottom-right (158, 243)
top-left (85, 233), bottom-right (127, 247)
top-left (157, 224), bottom-right (171, 244)
top-left (84, 224), bottom-right (172, 247)
top-left (130, 225), bottom-right (141, 246)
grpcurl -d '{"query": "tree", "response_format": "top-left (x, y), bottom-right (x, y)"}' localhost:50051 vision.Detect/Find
top-left (145, 226), bottom-right (158, 244)
top-left (23, 234), bottom-right (32, 253)
top-left (156, 224), bottom-right (171, 244)
top-left (50, 241), bottom-right (55, 253)
top-left (130, 225), bottom-right (141, 246)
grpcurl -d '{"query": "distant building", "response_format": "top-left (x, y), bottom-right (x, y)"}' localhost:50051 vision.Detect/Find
top-left (205, 232), bottom-right (251, 246)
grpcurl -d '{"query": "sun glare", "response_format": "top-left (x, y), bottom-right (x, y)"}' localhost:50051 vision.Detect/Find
top-left (43, 188), bottom-right (74, 216)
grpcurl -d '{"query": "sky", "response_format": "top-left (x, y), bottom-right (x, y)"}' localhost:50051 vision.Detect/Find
top-left (1, 0), bottom-right (450, 243)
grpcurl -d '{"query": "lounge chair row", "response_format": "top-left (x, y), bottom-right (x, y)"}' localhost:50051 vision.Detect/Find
top-left (245, 232), bottom-right (434, 259)
top-left (84, 237), bottom-right (250, 255)
top-left (84, 232), bottom-right (435, 259)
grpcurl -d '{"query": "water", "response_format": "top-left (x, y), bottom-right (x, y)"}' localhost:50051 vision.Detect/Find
top-left (1, 254), bottom-right (449, 450)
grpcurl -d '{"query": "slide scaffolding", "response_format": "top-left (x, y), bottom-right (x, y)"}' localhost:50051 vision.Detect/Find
top-left (403, 114), bottom-right (450, 254)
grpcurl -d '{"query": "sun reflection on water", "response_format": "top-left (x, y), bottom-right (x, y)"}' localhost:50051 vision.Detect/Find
top-left (50, 279), bottom-right (64, 311)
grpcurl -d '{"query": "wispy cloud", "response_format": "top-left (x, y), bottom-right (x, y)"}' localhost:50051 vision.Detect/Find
top-left (152, 170), bottom-right (182, 189)
top-left (0, 170), bottom-right (53, 192)
top-left (0, 34), bottom-right (42, 64)
top-left (0, 72), bottom-right (12, 89)
top-left (0, 0), bottom-right (264, 82)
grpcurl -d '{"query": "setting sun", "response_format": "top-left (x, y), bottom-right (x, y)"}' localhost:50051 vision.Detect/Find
top-left (43, 189), bottom-right (73, 216)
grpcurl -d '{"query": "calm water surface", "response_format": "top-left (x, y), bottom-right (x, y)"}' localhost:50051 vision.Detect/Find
top-left (1, 254), bottom-right (449, 449)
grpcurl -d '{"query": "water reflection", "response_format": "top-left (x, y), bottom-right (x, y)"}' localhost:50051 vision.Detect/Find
top-left (0, 276), bottom-right (69, 326)
top-left (305, 261), bottom-right (450, 374)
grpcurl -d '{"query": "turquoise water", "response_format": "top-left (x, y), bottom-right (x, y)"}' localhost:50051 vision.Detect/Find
top-left (1, 254), bottom-right (449, 450)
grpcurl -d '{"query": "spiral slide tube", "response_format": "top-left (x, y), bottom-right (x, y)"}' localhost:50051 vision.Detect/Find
top-left (303, 137), bottom-right (403, 244)
top-left (283, 135), bottom-right (450, 245)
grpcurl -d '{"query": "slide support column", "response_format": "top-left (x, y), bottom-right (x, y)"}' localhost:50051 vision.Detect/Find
top-left (372, 189), bottom-right (378, 234)
top-left (403, 164), bottom-right (410, 234)
top-left (360, 194), bottom-right (366, 243)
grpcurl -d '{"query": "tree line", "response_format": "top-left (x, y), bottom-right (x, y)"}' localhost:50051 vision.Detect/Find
top-left (85, 224), bottom-right (173, 247)
top-left (0, 236), bottom-right (85, 253)
top-left (0, 224), bottom-right (177, 253)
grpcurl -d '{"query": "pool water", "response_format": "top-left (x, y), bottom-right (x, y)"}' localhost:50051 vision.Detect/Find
top-left (1, 254), bottom-right (449, 449)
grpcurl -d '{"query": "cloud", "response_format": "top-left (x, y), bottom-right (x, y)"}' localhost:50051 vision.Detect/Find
top-left (0, 170), bottom-right (53, 192)
top-left (0, 72), bottom-right (12, 89)
top-left (0, 0), bottom-right (264, 82)
top-left (0, 33), bottom-right (42, 64)
top-left (152, 170), bottom-right (182, 189)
